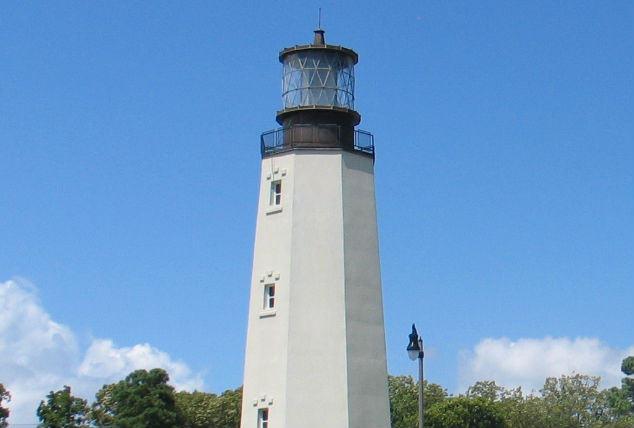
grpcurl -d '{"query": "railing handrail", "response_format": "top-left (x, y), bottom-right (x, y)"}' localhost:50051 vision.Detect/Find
top-left (260, 125), bottom-right (374, 158)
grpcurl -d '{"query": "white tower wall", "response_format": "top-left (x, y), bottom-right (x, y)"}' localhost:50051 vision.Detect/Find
top-left (241, 149), bottom-right (389, 428)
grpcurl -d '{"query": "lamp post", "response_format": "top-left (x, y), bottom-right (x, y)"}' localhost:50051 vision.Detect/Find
top-left (407, 323), bottom-right (424, 428)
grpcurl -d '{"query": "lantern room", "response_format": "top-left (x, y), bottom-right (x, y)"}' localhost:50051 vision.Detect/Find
top-left (261, 29), bottom-right (373, 158)
top-left (280, 29), bottom-right (357, 110)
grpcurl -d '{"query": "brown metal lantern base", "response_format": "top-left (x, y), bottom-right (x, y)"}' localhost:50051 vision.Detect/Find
top-left (276, 106), bottom-right (360, 150)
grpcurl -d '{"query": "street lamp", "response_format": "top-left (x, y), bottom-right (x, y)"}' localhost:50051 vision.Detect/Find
top-left (407, 324), bottom-right (424, 428)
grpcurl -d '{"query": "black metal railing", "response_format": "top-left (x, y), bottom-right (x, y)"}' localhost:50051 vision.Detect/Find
top-left (260, 125), bottom-right (374, 157)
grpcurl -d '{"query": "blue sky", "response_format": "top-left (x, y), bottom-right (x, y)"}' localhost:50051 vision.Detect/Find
top-left (1, 1), bottom-right (632, 424)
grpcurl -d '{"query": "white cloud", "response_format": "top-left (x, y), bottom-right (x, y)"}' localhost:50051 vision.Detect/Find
top-left (78, 339), bottom-right (203, 391)
top-left (458, 336), bottom-right (634, 395)
top-left (0, 279), bottom-right (204, 426)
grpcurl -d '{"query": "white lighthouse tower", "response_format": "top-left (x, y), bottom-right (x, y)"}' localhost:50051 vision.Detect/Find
top-left (240, 29), bottom-right (390, 428)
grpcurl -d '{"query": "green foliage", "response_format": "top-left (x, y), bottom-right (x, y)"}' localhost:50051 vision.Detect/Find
top-left (540, 374), bottom-right (607, 428)
top-left (465, 381), bottom-right (540, 428)
top-left (621, 355), bottom-right (634, 413)
top-left (388, 375), bottom-right (417, 428)
top-left (498, 388), bottom-right (548, 428)
top-left (441, 375), bottom-right (634, 428)
top-left (425, 382), bottom-right (449, 409)
top-left (621, 356), bottom-right (634, 376)
top-left (602, 387), bottom-right (634, 427)
top-left (175, 390), bottom-right (218, 428)
top-left (466, 380), bottom-right (505, 402)
top-left (606, 387), bottom-right (631, 416)
top-left (388, 375), bottom-right (448, 428)
top-left (425, 397), bottom-right (507, 428)
top-left (90, 384), bottom-right (115, 427)
top-left (390, 372), bottom-right (634, 428)
top-left (175, 387), bottom-right (242, 428)
top-left (91, 368), bottom-right (182, 428)
top-left (210, 387), bottom-right (242, 428)
top-left (37, 386), bottom-right (89, 428)
top-left (13, 365), bottom-right (634, 428)
top-left (0, 384), bottom-right (10, 428)
top-left (623, 377), bottom-right (634, 404)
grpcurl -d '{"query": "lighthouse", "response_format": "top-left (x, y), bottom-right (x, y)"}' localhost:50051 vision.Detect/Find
top-left (240, 29), bottom-right (390, 428)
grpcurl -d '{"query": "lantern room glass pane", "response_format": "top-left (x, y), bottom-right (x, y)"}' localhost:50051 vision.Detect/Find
top-left (282, 51), bottom-right (355, 109)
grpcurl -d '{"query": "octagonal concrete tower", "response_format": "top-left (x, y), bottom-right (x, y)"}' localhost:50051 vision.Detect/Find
top-left (240, 29), bottom-right (390, 428)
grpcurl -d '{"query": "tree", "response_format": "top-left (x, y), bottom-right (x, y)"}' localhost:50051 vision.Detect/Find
top-left (621, 356), bottom-right (634, 410)
top-left (622, 356), bottom-right (634, 376)
top-left (175, 387), bottom-right (242, 428)
top-left (90, 384), bottom-right (115, 428)
top-left (37, 386), bottom-right (89, 428)
top-left (497, 388), bottom-right (550, 428)
top-left (388, 375), bottom-right (448, 428)
top-left (391, 373), bottom-right (634, 428)
top-left (175, 390), bottom-right (218, 428)
top-left (599, 355), bottom-right (634, 427)
top-left (540, 374), bottom-right (609, 428)
top-left (603, 387), bottom-right (634, 428)
top-left (90, 368), bottom-right (182, 428)
top-left (0, 384), bottom-right (10, 428)
top-left (209, 387), bottom-right (242, 428)
top-left (464, 380), bottom-right (547, 428)
top-left (466, 380), bottom-right (505, 402)
top-left (425, 397), bottom-right (507, 428)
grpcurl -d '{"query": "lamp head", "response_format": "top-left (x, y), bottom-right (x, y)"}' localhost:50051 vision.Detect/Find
top-left (407, 323), bottom-right (421, 360)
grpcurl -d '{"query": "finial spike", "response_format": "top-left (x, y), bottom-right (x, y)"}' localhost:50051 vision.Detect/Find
top-left (318, 8), bottom-right (322, 29)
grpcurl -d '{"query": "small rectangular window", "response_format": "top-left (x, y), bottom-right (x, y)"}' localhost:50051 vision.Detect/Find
top-left (258, 408), bottom-right (269, 428)
top-left (270, 180), bottom-right (282, 206)
top-left (264, 284), bottom-right (275, 310)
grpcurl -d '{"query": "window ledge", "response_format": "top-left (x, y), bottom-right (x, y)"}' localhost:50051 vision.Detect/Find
top-left (266, 206), bottom-right (283, 215)
top-left (259, 310), bottom-right (277, 318)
